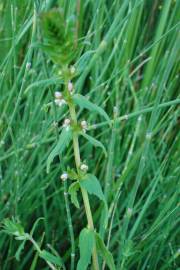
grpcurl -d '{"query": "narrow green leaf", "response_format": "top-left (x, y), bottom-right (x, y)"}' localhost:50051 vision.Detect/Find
top-left (40, 250), bottom-right (63, 267)
top-left (46, 128), bottom-right (72, 173)
top-left (73, 94), bottom-right (111, 125)
top-left (95, 233), bottom-right (115, 270)
top-left (77, 228), bottom-right (95, 270)
top-left (80, 174), bottom-right (108, 227)
top-left (81, 132), bottom-right (107, 157)
top-left (2, 218), bottom-right (25, 237)
top-left (68, 181), bottom-right (80, 208)
top-left (24, 78), bottom-right (61, 94)
top-left (45, 244), bottom-right (65, 270)
top-left (80, 174), bottom-right (105, 202)
top-left (15, 235), bottom-right (28, 241)
top-left (30, 218), bottom-right (44, 236)
top-left (15, 240), bottom-right (26, 261)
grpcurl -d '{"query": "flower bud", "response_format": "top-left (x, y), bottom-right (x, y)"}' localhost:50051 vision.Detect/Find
top-left (26, 62), bottom-right (31, 70)
top-left (61, 173), bottom-right (68, 181)
top-left (80, 164), bottom-right (88, 172)
top-left (55, 99), bottom-right (60, 105)
top-left (63, 118), bottom-right (71, 128)
top-left (70, 66), bottom-right (76, 74)
top-left (55, 99), bottom-right (66, 107)
top-left (54, 91), bottom-right (62, 99)
top-left (81, 120), bottom-right (88, 131)
top-left (68, 81), bottom-right (73, 92)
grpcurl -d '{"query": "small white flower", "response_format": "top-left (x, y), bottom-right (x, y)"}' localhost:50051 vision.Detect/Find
top-left (54, 99), bottom-right (60, 105)
top-left (61, 99), bottom-right (66, 105)
top-left (68, 81), bottom-right (73, 92)
top-left (80, 164), bottom-right (88, 172)
top-left (61, 173), bottom-right (68, 181)
top-left (63, 118), bottom-right (71, 129)
top-left (81, 120), bottom-right (88, 132)
top-left (26, 62), bottom-right (31, 70)
top-left (54, 99), bottom-right (66, 107)
top-left (70, 66), bottom-right (76, 74)
top-left (54, 91), bottom-right (62, 99)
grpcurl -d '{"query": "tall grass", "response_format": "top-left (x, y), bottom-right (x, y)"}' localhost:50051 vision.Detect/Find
top-left (0, 0), bottom-right (179, 269)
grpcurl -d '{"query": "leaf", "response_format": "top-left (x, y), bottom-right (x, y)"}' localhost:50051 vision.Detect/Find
top-left (15, 235), bottom-right (28, 241)
top-left (67, 167), bottom-right (78, 180)
top-left (2, 218), bottom-right (25, 237)
top-left (30, 217), bottom-right (44, 236)
top-left (73, 94), bottom-right (111, 125)
top-left (68, 181), bottom-right (80, 208)
top-left (76, 51), bottom-right (95, 74)
top-left (80, 174), bottom-right (108, 229)
top-left (45, 244), bottom-right (65, 263)
top-left (95, 233), bottom-right (115, 270)
top-left (15, 218), bottom-right (44, 261)
top-left (40, 250), bottom-right (63, 267)
top-left (81, 132), bottom-right (107, 157)
top-left (46, 128), bottom-right (72, 173)
top-left (15, 240), bottom-right (26, 261)
top-left (122, 240), bottom-right (134, 258)
top-left (80, 174), bottom-right (105, 202)
top-left (80, 174), bottom-right (109, 229)
top-left (24, 78), bottom-right (61, 94)
top-left (77, 228), bottom-right (95, 270)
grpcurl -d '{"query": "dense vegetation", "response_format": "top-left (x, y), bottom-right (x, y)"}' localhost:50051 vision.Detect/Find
top-left (0, 1), bottom-right (179, 269)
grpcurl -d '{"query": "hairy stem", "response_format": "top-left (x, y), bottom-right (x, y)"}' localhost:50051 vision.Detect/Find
top-left (69, 104), bottom-right (99, 270)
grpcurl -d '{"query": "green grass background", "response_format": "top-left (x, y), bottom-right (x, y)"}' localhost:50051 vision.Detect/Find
top-left (0, 0), bottom-right (179, 269)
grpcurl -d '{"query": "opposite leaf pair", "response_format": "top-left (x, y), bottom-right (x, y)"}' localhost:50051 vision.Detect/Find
top-left (68, 173), bottom-right (106, 208)
top-left (78, 228), bottom-right (115, 270)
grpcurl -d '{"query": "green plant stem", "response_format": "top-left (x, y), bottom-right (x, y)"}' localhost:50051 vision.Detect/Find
top-left (69, 104), bottom-right (99, 270)
top-left (63, 179), bottom-right (75, 270)
top-left (29, 236), bottom-right (56, 270)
